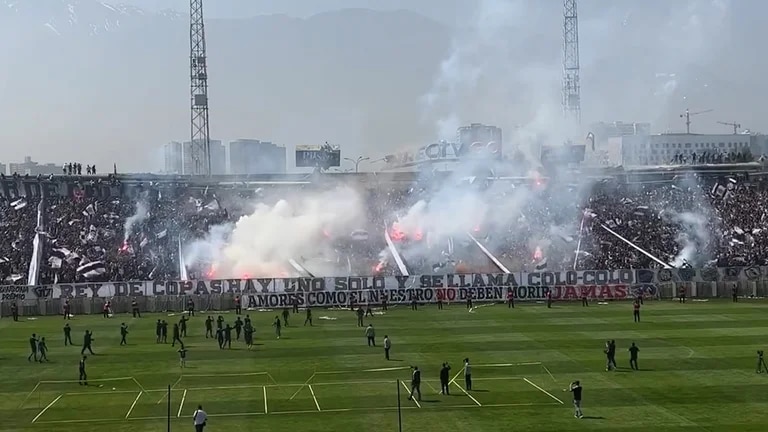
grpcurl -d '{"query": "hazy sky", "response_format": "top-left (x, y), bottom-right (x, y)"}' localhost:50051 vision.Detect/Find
top-left (123, 0), bottom-right (468, 23)
top-left (1, 0), bottom-right (764, 173)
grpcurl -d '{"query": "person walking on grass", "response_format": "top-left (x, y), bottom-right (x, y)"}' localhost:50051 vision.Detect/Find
top-left (38, 337), bottom-right (49, 362)
top-left (193, 405), bottom-right (207, 432)
top-left (27, 333), bottom-right (38, 362)
top-left (629, 342), bottom-right (640, 370)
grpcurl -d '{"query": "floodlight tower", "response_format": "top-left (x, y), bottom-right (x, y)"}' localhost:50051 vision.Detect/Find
top-left (190, 0), bottom-right (211, 176)
top-left (562, 0), bottom-right (581, 123)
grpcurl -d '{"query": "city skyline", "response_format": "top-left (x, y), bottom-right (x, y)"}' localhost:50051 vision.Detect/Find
top-left (0, 1), bottom-right (765, 172)
top-left (163, 139), bottom-right (287, 175)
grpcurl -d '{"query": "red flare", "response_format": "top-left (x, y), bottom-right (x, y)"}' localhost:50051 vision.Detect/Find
top-left (322, 229), bottom-right (331, 238)
top-left (390, 222), bottom-right (406, 242)
top-left (242, 273), bottom-right (251, 279)
top-left (473, 225), bottom-right (481, 233)
top-left (413, 229), bottom-right (423, 241)
top-left (373, 262), bottom-right (384, 274)
top-left (533, 246), bottom-right (543, 261)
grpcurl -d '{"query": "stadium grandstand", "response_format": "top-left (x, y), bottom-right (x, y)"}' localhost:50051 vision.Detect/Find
top-left (0, 161), bottom-right (766, 287)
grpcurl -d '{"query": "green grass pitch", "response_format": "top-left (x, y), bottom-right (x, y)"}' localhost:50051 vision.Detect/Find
top-left (2, 300), bottom-right (768, 431)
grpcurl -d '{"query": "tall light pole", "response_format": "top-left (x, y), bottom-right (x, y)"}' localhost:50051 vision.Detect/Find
top-left (344, 156), bottom-right (369, 173)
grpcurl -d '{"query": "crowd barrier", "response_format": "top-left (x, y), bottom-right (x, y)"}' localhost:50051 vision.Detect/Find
top-left (1, 276), bottom-right (767, 317)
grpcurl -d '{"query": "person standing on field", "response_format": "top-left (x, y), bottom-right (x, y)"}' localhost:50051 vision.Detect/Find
top-left (192, 405), bottom-right (207, 432)
top-left (629, 342), bottom-right (640, 370)
top-left (365, 324), bottom-right (376, 346)
top-left (384, 335), bottom-right (391, 360)
top-left (564, 381), bottom-right (583, 418)
top-left (273, 316), bottom-right (282, 339)
top-left (464, 358), bottom-right (473, 391)
top-left (633, 299), bottom-right (641, 323)
top-left (63, 323), bottom-right (73, 346)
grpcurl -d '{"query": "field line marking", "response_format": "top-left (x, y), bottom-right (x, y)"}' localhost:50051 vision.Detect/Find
top-left (263, 386), bottom-right (268, 414)
top-left (289, 373), bottom-right (314, 400)
top-left (475, 362), bottom-right (541, 367)
top-left (473, 377), bottom-right (522, 382)
top-left (451, 381), bottom-right (481, 406)
top-left (541, 364), bottom-right (557, 382)
top-left (180, 372), bottom-right (270, 378)
top-left (523, 378), bottom-right (563, 405)
top-left (65, 390), bottom-right (138, 396)
top-left (208, 412), bottom-right (264, 418)
top-left (308, 385), bottom-right (321, 411)
top-left (31, 394), bottom-right (63, 423)
top-left (33, 401), bottom-right (567, 425)
top-left (399, 381), bottom-right (421, 408)
top-left (363, 366), bottom-right (410, 372)
top-left (448, 367), bottom-right (465, 386)
top-left (156, 375), bottom-right (182, 404)
top-left (424, 380), bottom-right (440, 394)
top-left (177, 389), bottom-right (187, 418)
top-left (37, 377), bottom-right (136, 384)
top-left (184, 384), bottom-right (268, 391)
top-left (310, 379), bottom-right (395, 386)
top-left (125, 392), bottom-right (143, 419)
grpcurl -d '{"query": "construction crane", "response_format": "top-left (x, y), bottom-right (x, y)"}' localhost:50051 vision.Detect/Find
top-left (717, 121), bottom-right (741, 134)
top-left (679, 108), bottom-right (713, 134)
top-left (562, 0), bottom-right (581, 123)
top-left (190, 0), bottom-right (211, 176)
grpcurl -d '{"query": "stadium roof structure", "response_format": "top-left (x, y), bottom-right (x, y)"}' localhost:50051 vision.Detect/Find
top-left (55, 160), bottom-right (768, 190)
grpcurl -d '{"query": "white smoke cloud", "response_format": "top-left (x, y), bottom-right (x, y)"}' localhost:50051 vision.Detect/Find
top-left (123, 200), bottom-right (149, 241)
top-left (183, 187), bottom-right (366, 278)
top-left (671, 212), bottom-right (710, 268)
top-left (420, 0), bottom-right (734, 143)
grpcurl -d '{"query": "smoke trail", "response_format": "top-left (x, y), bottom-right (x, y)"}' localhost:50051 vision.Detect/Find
top-left (123, 200), bottom-right (149, 241)
top-left (671, 212), bottom-right (710, 268)
top-left (421, 0), bottom-right (537, 140)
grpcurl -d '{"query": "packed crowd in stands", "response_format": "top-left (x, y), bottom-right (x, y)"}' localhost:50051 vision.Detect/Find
top-left (2, 169), bottom-right (768, 286)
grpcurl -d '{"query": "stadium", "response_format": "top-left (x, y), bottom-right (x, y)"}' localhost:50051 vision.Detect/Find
top-left (2, 0), bottom-right (768, 430)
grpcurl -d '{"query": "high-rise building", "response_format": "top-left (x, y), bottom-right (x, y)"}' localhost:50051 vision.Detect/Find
top-left (584, 121), bottom-right (651, 166)
top-left (164, 141), bottom-right (183, 174)
top-left (8, 156), bottom-right (60, 176)
top-left (228, 140), bottom-right (287, 175)
top-left (456, 123), bottom-right (503, 148)
top-left (182, 140), bottom-right (224, 175)
top-left (591, 121), bottom-right (651, 141)
top-left (621, 133), bottom-right (759, 166)
top-left (165, 140), bottom-right (225, 175)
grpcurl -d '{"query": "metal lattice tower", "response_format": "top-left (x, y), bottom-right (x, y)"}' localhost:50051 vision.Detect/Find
top-left (562, 0), bottom-right (581, 123)
top-left (190, 0), bottom-right (211, 176)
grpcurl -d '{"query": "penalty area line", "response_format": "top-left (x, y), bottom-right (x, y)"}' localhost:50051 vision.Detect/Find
top-left (156, 375), bottom-right (182, 404)
top-left (177, 389), bottom-right (187, 418)
top-left (451, 381), bottom-right (481, 407)
top-left (263, 386), bottom-right (269, 414)
top-left (523, 378), bottom-right (563, 405)
top-left (399, 381), bottom-right (421, 408)
top-left (31, 394), bottom-right (63, 423)
top-left (125, 392), bottom-right (143, 419)
top-left (308, 385), bottom-right (321, 411)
